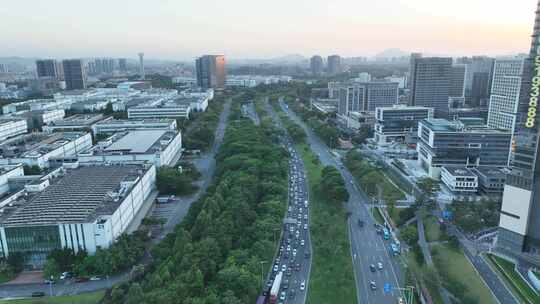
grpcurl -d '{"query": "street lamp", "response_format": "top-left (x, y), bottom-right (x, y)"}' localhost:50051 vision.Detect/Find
top-left (49, 275), bottom-right (54, 297)
top-left (259, 261), bottom-right (267, 290)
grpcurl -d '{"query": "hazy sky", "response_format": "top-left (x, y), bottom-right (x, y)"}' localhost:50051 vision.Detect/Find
top-left (0, 0), bottom-right (536, 60)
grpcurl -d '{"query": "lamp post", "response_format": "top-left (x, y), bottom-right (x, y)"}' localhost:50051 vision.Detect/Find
top-left (49, 275), bottom-right (54, 296)
top-left (259, 261), bottom-right (267, 290)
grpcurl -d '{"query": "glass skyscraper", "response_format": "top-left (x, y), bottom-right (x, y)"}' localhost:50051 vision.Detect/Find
top-left (498, 0), bottom-right (540, 253)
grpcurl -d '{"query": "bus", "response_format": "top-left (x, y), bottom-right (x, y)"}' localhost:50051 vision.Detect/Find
top-left (382, 228), bottom-right (390, 240)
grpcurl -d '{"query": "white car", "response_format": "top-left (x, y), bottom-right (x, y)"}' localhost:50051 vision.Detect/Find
top-left (282, 264), bottom-right (287, 272)
top-left (292, 249), bottom-right (297, 257)
top-left (300, 281), bottom-right (306, 291)
top-left (280, 291), bottom-right (286, 301)
top-left (377, 262), bottom-right (383, 270)
top-left (304, 214), bottom-right (308, 220)
top-left (300, 239), bottom-right (305, 246)
top-left (304, 224), bottom-right (308, 230)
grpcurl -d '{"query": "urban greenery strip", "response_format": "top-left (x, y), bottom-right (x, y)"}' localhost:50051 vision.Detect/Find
top-left (102, 101), bottom-right (288, 304)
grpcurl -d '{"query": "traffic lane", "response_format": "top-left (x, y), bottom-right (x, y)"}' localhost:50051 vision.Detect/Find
top-left (350, 216), bottom-right (400, 303)
top-left (282, 102), bottom-right (404, 301)
top-left (285, 158), bottom-right (310, 303)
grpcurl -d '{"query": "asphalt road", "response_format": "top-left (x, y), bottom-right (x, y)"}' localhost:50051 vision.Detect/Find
top-left (265, 101), bottom-right (312, 304)
top-left (160, 98), bottom-right (231, 237)
top-left (281, 101), bottom-right (405, 304)
top-left (0, 99), bottom-right (232, 300)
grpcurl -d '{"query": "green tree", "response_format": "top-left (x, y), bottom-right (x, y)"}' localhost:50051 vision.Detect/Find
top-left (400, 225), bottom-right (419, 246)
top-left (43, 258), bottom-right (61, 280)
top-left (125, 283), bottom-right (144, 304)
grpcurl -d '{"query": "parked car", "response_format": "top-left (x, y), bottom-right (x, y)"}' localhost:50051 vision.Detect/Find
top-left (90, 276), bottom-right (102, 281)
top-left (369, 264), bottom-right (376, 272)
top-left (31, 292), bottom-right (45, 297)
top-left (75, 277), bottom-right (89, 283)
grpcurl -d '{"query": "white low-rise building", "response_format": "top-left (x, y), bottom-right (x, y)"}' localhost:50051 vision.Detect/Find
top-left (91, 118), bottom-right (177, 135)
top-left (440, 166), bottom-right (478, 193)
top-left (0, 164), bottom-right (156, 267)
top-left (0, 132), bottom-right (93, 168)
top-left (0, 119), bottom-right (28, 141)
top-left (77, 129), bottom-right (182, 167)
top-left (0, 164), bottom-right (24, 196)
top-left (42, 114), bottom-right (105, 133)
top-left (128, 100), bottom-right (191, 120)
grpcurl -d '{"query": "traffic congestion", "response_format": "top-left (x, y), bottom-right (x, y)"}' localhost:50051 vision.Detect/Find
top-left (259, 101), bottom-right (311, 304)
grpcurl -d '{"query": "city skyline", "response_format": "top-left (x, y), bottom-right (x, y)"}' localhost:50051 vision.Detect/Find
top-left (0, 0), bottom-right (535, 60)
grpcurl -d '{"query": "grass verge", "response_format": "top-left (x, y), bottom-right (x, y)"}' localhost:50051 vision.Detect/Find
top-left (373, 207), bottom-right (385, 225)
top-left (296, 143), bottom-right (356, 304)
top-left (431, 244), bottom-right (495, 304)
top-left (404, 250), bottom-right (444, 304)
top-left (487, 254), bottom-right (540, 304)
top-left (424, 216), bottom-right (441, 242)
top-left (0, 291), bottom-right (104, 304)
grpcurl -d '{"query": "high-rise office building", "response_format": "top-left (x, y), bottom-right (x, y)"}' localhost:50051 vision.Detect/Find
top-left (119, 58), bottom-right (127, 71)
top-left (464, 56), bottom-right (495, 107)
top-left (94, 58), bottom-right (104, 74)
top-left (498, 0), bottom-right (540, 254)
top-left (487, 59), bottom-right (525, 131)
top-left (62, 59), bottom-right (87, 90)
top-left (36, 59), bottom-right (60, 78)
top-left (138, 53), bottom-right (145, 80)
top-left (337, 81), bottom-right (399, 115)
top-left (327, 55), bottom-right (342, 75)
top-left (310, 55), bottom-right (324, 75)
top-left (407, 52), bottom-right (423, 89)
top-left (409, 57), bottom-right (452, 117)
top-left (195, 55), bottom-right (226, 89)
top-left (450, 64), bottom-right (467, 97)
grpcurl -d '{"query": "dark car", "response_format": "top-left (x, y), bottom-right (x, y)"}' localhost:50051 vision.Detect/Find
top-left (304, 251), bottom-right (311, 258)
top-left (282, 279), bottom-right (289, 289)
top-left (31, 292), bottom-right (45, 297)
top-left (358, 219), bottom-right (364, 227)
top-left (369, 264), bottom-right (376, 272)
top-left (289, 289), bottom-right (296, 299)
top-left (75, 277), bottom-right (89, 283)
top-left (295, 263), bottom-right (301, 271)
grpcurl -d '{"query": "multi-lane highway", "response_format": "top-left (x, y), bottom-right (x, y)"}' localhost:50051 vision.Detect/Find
top-left (264, 100), bottom-right (312, 304)
top-left (280, 100), bottom-right (405, 304)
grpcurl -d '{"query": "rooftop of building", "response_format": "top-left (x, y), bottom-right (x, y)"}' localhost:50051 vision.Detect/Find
top-left (421, 118), bottom-right (509, 134)
top-left (0, 132), bottom-right (90, 158)
top-left (47, 114), bottom-right (105, 126)
top-left (472, 166), bottom-right (507, 178)
top-left (0, 117), bottom-right (26, 125)
top-left (132, 98), bottom-right (192, 109)
top-left (0, 165), bottom-right (151, 226)
top-left (0, 164), bottom-right (23, 175)
top-left (83, 130), bottom-right (179, 155)
top-left (377, 105), bottom-right (433, 111)
top-left (94, 118), bottom-right (176, 126)
top-left (442, 166), bottom-right (477, 177)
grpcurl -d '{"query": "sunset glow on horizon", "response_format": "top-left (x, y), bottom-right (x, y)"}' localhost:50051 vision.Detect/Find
top-left (0, 0), bottom-right (536, 60)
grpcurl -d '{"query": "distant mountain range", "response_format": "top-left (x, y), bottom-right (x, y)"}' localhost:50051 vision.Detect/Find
top-left (374, 48), bottom-right (410, 58)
